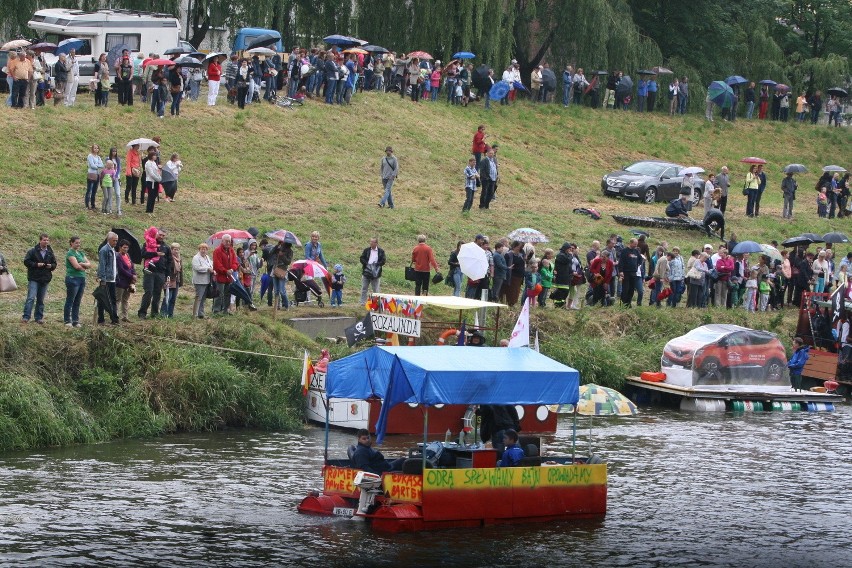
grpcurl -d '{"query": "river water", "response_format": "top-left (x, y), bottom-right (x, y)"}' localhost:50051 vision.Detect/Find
top-left (0, 407), bottom-right (849, 567)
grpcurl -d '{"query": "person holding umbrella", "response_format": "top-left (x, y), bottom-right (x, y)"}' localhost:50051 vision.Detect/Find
top-left (207, 54), bottom-right (222, 106)
top-left (212, 234), bottom-right (239, 315)
top-left (782, 170), bottom-right (798, 219)
top-left (744, 164), bottom-right (760, 217)
top-left (125, 144), bottom-right (141, 205)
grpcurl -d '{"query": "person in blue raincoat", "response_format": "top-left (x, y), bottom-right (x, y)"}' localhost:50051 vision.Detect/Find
top-left (787, 337), bottom-right (809, 392)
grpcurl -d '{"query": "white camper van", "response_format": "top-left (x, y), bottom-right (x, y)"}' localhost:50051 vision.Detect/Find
top-left (28, 8), bottom-right (184, 83)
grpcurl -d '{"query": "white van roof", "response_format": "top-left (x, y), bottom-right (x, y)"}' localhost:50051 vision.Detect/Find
top-left (30, 8), bottom-right (179, 31)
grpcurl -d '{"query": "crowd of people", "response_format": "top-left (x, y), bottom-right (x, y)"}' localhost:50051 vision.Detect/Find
top-left (7, 218), bottom-right (847, 329)
top-left (5, 44), bottom-right (847, 125)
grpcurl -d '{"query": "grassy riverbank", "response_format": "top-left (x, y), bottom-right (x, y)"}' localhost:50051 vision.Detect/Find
top-left (0, 91), bottom-right (846, 451)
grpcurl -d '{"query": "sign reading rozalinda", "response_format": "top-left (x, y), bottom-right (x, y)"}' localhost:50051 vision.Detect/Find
top-left (369, 313), bottom-right (421, 337)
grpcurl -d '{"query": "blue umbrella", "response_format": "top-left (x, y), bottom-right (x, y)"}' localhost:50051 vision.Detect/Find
top-left (489, 80), bottom-right (510, 100)
top-left (512, 80), bottom-right (529, 92)
top-left (55, 38), bottom-right (84, 55)
top-left (759, 79), bottom-right (777, 86)
top-left (731, 240), bottom-right (764, 255)
top-left (453, 51), bottom-right (475, 59)
top-left (107, 43), bottom-right (132, 68)
top-left (708, 80), bottom-right (735, 108)
top-left (725, 75), bottom-right (748, 86)
top-left (323, 34), bottom-right (366, 47)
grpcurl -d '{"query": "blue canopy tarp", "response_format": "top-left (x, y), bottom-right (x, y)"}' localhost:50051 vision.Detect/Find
top-left (327, 346), bottom-right (580, 443)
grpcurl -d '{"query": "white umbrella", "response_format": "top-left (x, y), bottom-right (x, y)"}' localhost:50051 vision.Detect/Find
top-left (457, 242), bottom-right (489, 280)
top-left (823, 165), bottom-right (847, 173)
top-left (680, 166), bottom-right (705, 175)
top-left (1, 39), bottom-right (31, 51)
top-left (507, 228), bottom-right (549, 243)
top-left (126, 138), bottom-right (159, 151)
top-left (203, 51), bottom-right (227, 63)
top-left (246, 47), bottom-right (276, 56)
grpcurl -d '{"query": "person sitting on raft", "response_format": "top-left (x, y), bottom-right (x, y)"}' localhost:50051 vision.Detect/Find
top-left (351, 429), bottom-right (405, 474)
top-left (498, 429), bottom-right (525, 467)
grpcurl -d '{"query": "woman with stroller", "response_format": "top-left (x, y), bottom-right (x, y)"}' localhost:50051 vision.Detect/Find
top-left (271, 240), bottom-right (292, 310)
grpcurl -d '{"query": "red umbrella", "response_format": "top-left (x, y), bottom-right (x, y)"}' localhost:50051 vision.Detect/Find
top-left (208, 229), bottom-right (254, 246)
top-left (143, 58), bottom-right (176, 67)
top-left (290, 259), bottom-right (330, 279)
top-left (265, 229), bottom-right (302, 246)
top-left (31, 42), bottom-right (57, 53)
top-left (740, 157), bottom-right (767, 165)
top-left (408, 51), bottom-right (433, 60)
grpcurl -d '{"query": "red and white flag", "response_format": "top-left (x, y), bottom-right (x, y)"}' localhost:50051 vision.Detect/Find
top-left (508, 297), bottom-right (530, 348)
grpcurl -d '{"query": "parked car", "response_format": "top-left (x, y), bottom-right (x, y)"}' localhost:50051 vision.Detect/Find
top-left (601, 160), bottom-right (703, 205)
top-left (662, 324), bottom-right (787, 385)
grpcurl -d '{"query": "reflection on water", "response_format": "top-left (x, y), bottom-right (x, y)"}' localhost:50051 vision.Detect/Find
top-left (1, 407), bottom-right (851, 567)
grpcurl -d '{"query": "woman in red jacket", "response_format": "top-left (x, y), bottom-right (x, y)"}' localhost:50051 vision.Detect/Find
top-left (471, 125), bottom-right (486, 168)
top-left (589, 250), bottom-right (614, 306)
top-left (124, 143), bottom-right (141, 205)
top-left (207, 56), bottom-right (223, 106)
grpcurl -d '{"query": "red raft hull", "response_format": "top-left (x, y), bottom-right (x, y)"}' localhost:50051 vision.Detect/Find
top-left (298, 464), bottom-right (607, 533)
top-left (367, 400), bottom-right (558, 435)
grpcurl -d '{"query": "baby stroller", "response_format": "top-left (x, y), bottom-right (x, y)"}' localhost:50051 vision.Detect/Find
top-left (288, 267), bottom-right (325, 307)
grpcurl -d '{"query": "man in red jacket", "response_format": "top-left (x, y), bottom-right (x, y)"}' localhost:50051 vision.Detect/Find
top-left (411, 234), bottom-right (439, 296)
top-left (589, 249), bottom-right (614, 306)
top-left (213, 235), bottom-right (239, 314)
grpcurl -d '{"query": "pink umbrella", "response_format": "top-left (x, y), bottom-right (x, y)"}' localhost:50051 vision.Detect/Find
top-left (208, 229), bottom-right (254, 246)
top-left (408, 51), bottom-right (433, 60)
top-left (265, 229), bottom-right (302, 246)
top-left (740, 157), bottom-right (767, 165)
top-left (290, 259), bottom-right (330, 279)
top-left (143, 58), bottom-right (176, 67)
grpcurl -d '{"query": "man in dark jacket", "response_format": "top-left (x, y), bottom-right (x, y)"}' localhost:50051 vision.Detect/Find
top-left (96, 231), bottom-right (120, 325)
top-left (478, 149), bottom-right (498, 209)
top-left (351, 429), bottom-right (405, 474)
top-left (138, 229), bottom-right (172, 319)
top-left (22, 233), bottom-right (57, 323)
top-left (619, 238), bottom-right (642, 306)
top-left (359, 237), bottom-right (386, 303)
top-left (478, 404), bottom-right (521, 451)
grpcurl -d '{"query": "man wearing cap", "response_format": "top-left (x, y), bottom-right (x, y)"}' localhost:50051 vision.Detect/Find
top-left (224, 53), bottom-right (239, 104)
top-left (378, 146), bottom-right (399, 209)
top-left (665, 188), bottom-right (692, 219)
top-left (619, 238), bottom-right (642, 307)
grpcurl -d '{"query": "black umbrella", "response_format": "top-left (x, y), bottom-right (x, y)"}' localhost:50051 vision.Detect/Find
top-left (246, 34), bottom-right (279, 51)
top-left (99, 228), bottom-right (142, 264)
top-left (616, 75), bottom-right (633, 95)
top-left (472, 64), bottom-right (490, 92)
top-left (541, 68), bottom-right (557, 90)
top-left (800, 233), bottom-right (825, 243)
top-left (362, 44), bottom-right (389, 54)
top-left (188, 51), bottom-right (206, 60)
top-left (164, 46), bottom-right (192, 56)
top-left (827, 87), bottom-right (848, 98)
top-left (594, 70), bottom-right (609, 76)
top-left (783, 164), bottom-right (807, 174)
top-left (823, 232), bottom-right (849, 244)
top-left (229, 274), bottom-right (254, 306)
top-left (173, 56), bottom-right (202, 68)
top-left (781, 236), bottom-right (813, 248)
top-left (636, 69), bottom-right (657, 76)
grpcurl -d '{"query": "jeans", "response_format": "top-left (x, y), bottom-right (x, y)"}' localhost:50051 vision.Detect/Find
top-left (12, 79), bottom-right (27, 107)
top-left (679, 95), bottom-right (688, 114)
top-left (23, 280), bottom-right (49, 322)
top-left (170, 91), bottom-right (181, 115)
top-left (325, 79), bottom-right (337, 103)
top-left (650, 279), bottom-right (663, 306)
top-left (484, 92), bottom-right (491, 109)
top-left (746, 101), bottom-right (755, 119)
top-left (446, 79), bottom-right (456, 102)
top-left (634, 276), bottom-right (645, 306)
top-left (452, 269), bottom-right (462, 297)
top-left (5, 75), bottom-right (13, 105)
top-left (193, 283), bottom-right (208, 317)
top-left (491, 277), bottom-right (504, 302)
top-left (668, 280), bottom-right (684, 307)
top-left (745, 188), bottom-right (758, 216)
top-left (563, 84), bottom-right (571, 106)
top-left (782, 194), bottom-right (794, 218)
top-left (138, 270), bottom-right (166, 318)
top-left (102, 183), bottom-right (114, 213)
top-left (360, 276), bottom-right (381, 303)
top-left (379, 178), bottom-right (395, 208)
top-left (85, 177), bottom-right (99, 209)
top-left (64, 276), bottom-right (86, 324)
top-left (273, 276), bottom-right (290, 308)
top-left (462, 187), bottom-right (476, 212)
top-left (814, 276), bottom-right (826, 294)
top-left (97, 282), bottom-right (119, 323)
top-left (330, 289), bottom-right (343, 306)
top-left (430, 86), bottom-right (439, 101)
top-left (156, 96), bottom-right (165, 117)
top-left (160, 286), bottom-right (178, 317)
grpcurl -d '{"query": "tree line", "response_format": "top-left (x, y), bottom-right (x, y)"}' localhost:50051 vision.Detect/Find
top-left (3, 0), bottom-right (849, 110)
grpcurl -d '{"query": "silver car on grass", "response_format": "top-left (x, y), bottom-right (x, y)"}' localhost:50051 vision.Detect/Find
top-left (601, 160), bottom-right (703, 205)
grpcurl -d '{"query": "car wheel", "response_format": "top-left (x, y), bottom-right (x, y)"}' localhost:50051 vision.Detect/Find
top-left (643, 187), bottom-right (657, 204)
top-left (698, 357), bottom-right (723, 384)
top-left (765, 358), bottom-right (785, 382)
top-left (691, 187), bottom-right (701, 207)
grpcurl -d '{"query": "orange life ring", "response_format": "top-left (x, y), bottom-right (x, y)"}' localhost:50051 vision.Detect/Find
top-left (640, 371), bottom-right (667, 383)
top-left (437, 328), bottom-right (458, 345)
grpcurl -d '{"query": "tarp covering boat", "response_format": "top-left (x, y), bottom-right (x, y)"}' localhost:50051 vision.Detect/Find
top-left (327, 346), bottom-right (580, 442)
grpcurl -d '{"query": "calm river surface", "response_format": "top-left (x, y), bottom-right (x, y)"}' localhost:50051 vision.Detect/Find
top-left (1, 407), bottom-right (850, 567)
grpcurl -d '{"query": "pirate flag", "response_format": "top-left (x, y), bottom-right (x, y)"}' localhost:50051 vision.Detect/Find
top-left (832, 283), bottom-right (848, 323)
top-left (345, 313), bottom-right (374, 347)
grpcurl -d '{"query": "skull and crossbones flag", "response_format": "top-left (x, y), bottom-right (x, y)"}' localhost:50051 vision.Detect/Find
top-left (345, 313), bottom-right (374, 347)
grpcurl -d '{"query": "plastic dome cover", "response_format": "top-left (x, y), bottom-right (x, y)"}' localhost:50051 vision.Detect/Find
top-left (661, 324), bottom-right (788, 388)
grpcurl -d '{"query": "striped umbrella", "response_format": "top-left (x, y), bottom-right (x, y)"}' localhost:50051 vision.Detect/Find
top-left (573, 384), bottom-right (637, 459)
top-left (577, 384), bottom-right (638, 416)
top-left (507, 228), bottom-right (549, 243)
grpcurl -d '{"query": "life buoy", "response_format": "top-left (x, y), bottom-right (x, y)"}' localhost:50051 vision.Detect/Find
top-left (641, 371), bottom-right (667, 383)
top-left (437, 328), bottom-right (458, 345)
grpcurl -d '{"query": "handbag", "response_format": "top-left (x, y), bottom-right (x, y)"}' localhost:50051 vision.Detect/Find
top-left (432, 272), bottom-right (443, 285)
top-left (87, 172), bottom-right (99, 181)
top-left (273, 267), bottom-right (288, 280)
top-left (131, 166), bottom-right (141, 177)
top-left (0, 272), bottom-right (17, 293)
top-left (206, 281), bottom-right (219, 299)
top-left (404, 265), bottom-right (417, 281)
